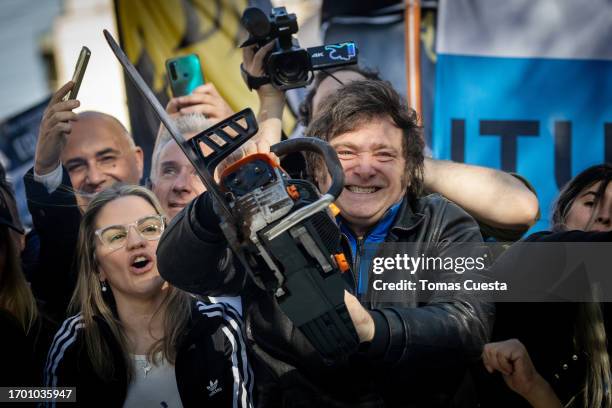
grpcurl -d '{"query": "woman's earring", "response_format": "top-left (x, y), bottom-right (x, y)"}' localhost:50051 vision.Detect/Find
top-left (101, 280), bottom-right (108, 292)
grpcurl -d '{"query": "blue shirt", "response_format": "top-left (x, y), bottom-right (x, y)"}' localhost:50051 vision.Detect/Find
top-left (339, 200), bottom-right (403, 295)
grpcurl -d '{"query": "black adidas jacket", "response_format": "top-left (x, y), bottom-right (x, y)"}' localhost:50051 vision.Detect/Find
top-left (43, 299), bottom-right (254, 407)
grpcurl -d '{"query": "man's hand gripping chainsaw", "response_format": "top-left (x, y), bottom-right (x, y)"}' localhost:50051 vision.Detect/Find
top-left (104, 30), bottom-right (360, 362)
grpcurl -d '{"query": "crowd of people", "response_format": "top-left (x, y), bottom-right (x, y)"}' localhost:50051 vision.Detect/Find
top-left (0, 33), bottom-right (610, 408)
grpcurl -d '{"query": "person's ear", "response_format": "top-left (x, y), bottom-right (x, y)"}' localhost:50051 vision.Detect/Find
top-left (93, 252), bottom-right (106, 279)
top-left (134, 146), bottom-right (145, 179)
top-left (98, 268), bottom-right (108, 282)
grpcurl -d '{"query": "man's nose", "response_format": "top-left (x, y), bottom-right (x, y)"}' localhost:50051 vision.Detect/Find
top-left (353, 153), bottom-right (376, 178)
top-left (86, 163), bottom-right (106, 185)
top-left (172, 168), bottom-right (193, 193)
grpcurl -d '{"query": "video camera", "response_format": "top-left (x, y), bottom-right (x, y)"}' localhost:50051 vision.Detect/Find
top-left (241, 6), bottom-right (358, 90)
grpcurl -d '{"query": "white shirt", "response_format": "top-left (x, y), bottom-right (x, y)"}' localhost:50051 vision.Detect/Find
top-left (33, 164), bottom-right (63, 193)
top-left (122, 355), bottom-right (183, 408)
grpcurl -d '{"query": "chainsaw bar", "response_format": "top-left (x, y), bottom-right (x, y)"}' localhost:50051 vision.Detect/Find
top-left (103, 29), bottom-right (258, 219)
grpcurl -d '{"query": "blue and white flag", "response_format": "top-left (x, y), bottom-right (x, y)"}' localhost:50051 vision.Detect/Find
top-left (433, 0), bottom-right (612, 232)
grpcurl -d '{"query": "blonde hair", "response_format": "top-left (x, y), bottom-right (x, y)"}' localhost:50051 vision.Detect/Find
top-left (69, 184), bottom-right (191, 381)
top-left (0, 227), bottom-right (38, 333)
top-left (567, 302), bottom-right (612, 408)
top-left (551, 164), bottom-right (612, 407)
top-left (0, 178), bottom-right (37, 334)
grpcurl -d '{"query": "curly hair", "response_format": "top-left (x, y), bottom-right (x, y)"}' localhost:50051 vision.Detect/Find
top-left (298, 65), bottom-right (380, 127)
top-left (304, 79), bottom-right (424, 199)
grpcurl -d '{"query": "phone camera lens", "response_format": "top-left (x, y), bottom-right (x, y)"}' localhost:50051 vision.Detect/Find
top-left (169, 63), bottom-right (178, 80)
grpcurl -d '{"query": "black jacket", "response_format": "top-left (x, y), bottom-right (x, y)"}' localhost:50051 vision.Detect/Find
top-left (475, 229), bottom-right (612, 407)
top-left (157, 192), bottom-right (493, 407)
top-left (1, 309), bottom-right (40, 388)
top-left (24, 167), bottom-right (81, 322)
top-left (43, 299), bottom-right (254, 407)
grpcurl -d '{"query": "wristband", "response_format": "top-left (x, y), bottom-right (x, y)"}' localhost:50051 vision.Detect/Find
top-left (240, 63), bottom-right (270, 91)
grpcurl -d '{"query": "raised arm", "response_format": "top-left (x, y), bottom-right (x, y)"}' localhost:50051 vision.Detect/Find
top-left (26, 82), bottom-right (82, 321)
top-left (158, 43), bottom-right (287, 296)
top-left (483, 340), bottom-right (563, 408)
top-left (34, 81), bottom-right (79, 177)
top-left (424, 158), bottom-right (539, 232)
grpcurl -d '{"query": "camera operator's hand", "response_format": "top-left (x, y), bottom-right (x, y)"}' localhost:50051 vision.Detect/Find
top-left (214, 40), bottom-right (286, 178)
top-left (344, 291), bottom-right (375, 343)
top-left (166, 83), bottom-right (234, 124)
top-left (35, 81), bottom-right (80, 175)
top-left (483, 340), bottom-right (562, 408)
top-left (242, 41), bottom-right (281, 101)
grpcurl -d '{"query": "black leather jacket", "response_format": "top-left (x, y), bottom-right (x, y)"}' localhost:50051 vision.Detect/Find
top-left (157, 192), bottom-right (494, 407)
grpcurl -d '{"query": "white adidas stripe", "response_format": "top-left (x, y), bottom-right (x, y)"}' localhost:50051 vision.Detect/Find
top-left (44, 314), bottom-right (82, 385)
top-left (197, 302), bottom-right (252, 408)
top-left (43, 314), bottom-right (84, 408)
top-left (215, 302), bottom-right (255, 399)
top-left (220, 303), bottom-right (254, 408)
top-left (197, 301), bottom-right (253, 408)
top-left (51, 322), bottom-right (85, 388)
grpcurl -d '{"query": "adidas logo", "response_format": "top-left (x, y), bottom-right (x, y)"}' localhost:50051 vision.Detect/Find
top-left (206, 379), bottom-right (222, 397)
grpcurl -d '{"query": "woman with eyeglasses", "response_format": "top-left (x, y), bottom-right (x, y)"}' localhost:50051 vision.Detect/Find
top-left (43, 184), bottom-right (253, 407)
top-left (480, 163), bottom-right (612, 408)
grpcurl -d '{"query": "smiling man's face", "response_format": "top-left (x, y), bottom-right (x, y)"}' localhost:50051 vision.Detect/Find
top-left (61, 114), bottom-right (143, 210)
top-left (317, 117), bottom-right (407, 236)
top-left (151, 138), bottom-right (206, 220)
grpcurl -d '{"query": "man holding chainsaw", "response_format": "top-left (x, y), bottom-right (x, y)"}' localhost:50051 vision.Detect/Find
top-left (156, 42), bottom-right (493, 407)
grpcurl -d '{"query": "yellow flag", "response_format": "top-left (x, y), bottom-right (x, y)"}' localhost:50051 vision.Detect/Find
top-left (115, 0), bottom-right (295, 133)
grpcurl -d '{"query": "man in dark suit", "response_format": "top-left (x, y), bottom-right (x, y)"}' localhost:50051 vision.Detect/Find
top-left (25, 81), bottom-right (144, 321)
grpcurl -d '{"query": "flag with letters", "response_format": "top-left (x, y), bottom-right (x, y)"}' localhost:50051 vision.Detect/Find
top-left (433, 0), bottom-right (612, 232)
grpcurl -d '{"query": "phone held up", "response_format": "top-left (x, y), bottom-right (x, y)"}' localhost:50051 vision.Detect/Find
top-left (63, 46), bottom-right (91, 101)
top-left (166, 54), bottom-right (205, 97)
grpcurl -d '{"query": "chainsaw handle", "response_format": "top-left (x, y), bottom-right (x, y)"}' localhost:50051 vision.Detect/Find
top-left (271, 137), bottom-right (344, 199)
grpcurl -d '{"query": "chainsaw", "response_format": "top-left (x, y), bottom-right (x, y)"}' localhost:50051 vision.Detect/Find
top-left (105, 30), bottom-right (360, 361)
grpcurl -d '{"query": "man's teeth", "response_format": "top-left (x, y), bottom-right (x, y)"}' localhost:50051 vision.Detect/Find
top-left (134, 256), bottom-right (147, 263)
top-left (347, 186), bottom-right (378, 193)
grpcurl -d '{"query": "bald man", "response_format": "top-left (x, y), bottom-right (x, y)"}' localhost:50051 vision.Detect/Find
top-left (32, 82), bottom-right (143, 209)
top-left (25, 81), bottom-right (144, 321)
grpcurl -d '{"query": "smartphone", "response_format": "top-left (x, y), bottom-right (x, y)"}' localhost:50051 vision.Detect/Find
top-left (166, 54), bottom-right (205, 97)
top-left (64, 46), bottom-right (91, 101)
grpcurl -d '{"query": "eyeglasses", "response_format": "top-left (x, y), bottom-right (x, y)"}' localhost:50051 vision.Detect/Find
top-left (95, 215), bottom-right (165, 250)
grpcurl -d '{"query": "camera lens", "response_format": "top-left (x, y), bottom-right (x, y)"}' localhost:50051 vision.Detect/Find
top-left (271, 51), bottom-right (309, 87)
top-left (278, 58), bottom-right (301, 79)
top-left (169, 62), bottom-right (178, 80)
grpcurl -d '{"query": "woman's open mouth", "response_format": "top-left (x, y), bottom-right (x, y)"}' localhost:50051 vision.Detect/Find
top-left (129, 254), bottom-right (154, 274)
